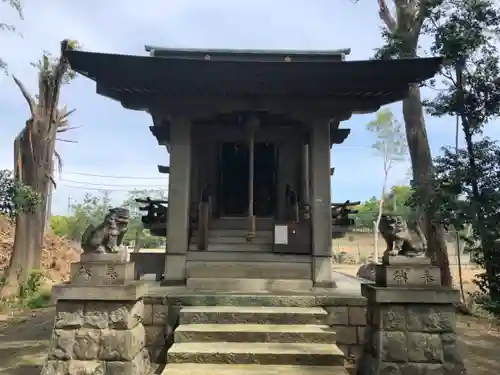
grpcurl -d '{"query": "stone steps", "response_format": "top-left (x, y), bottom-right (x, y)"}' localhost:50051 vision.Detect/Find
top-left (179, 306), bottom-right (327, 325)
top-left (186, 278), bottom-right (313, 292)
top-left (161, 364), bottom-right (349, 375)
top-left (188, 243), bottom-right (272, 252)
top-left (162, 305), bottom-right (346, 374)
top-left (198, 229), bottom-right (273, 238)
top-left (167, 342), bottom-right (344, 365)
top-left (186, 251), bottom-right (310, 263)
top-left (186, 261), bottom-right (312, 279)
top-left (190, 235), bottom-right (272, 244)
top-left (210, 219), bottom-right (274, 230)
top-left (175, 323), bottom-right (336, 343)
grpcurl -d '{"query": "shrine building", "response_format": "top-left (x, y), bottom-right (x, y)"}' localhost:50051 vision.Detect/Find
top-left (62, 45), bottom-right (443, 291)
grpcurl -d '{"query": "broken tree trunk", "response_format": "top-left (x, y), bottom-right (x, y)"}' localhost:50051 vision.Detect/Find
top-left (0, 41), bottom-right (74, 298)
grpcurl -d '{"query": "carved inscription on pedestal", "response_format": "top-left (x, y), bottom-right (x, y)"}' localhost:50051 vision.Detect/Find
top-left (76, 265), bottom-right (92, 281)
top-left (106, 265), bottom-right (119, 284)
top-left (422, 268), bottom-right (436, 285)
top-left (393, 269), bottom-right (409, 284)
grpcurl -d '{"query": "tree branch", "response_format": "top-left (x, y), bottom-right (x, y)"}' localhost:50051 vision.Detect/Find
top-left (411, 0), bottom-right (433, 39)
top-left (378, 0), bottom-right (397, 32)
top-left (12, 76), bottom-right (35, 116)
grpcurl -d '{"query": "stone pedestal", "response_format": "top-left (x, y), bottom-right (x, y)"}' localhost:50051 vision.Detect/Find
top-left (42, 253), bottom-right (150, 375)
top-left (357, 256), bottom-right (467, 375)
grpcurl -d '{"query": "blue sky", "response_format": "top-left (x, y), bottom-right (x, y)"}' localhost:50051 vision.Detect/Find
top-left (1, 0), bottom-right (499, 215)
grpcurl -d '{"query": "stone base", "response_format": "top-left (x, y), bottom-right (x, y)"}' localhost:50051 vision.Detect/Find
top-left (42, 285), bottom-right (150, 375)
top-left (357, 284), bottom-right (466, 375)
top-left (42, 350), bottom-right (149, 375)
top-left (361, 285), bottom-right (460, 304)
top-left (70, 259), bottom-right (135, 285)
top-left (52, 282), bottom-right (148, 301)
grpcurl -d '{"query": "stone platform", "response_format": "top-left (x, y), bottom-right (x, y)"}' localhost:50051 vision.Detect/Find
top-left (43, 253), bottom-right (151, 375)
top-left (357, 256), bottom-right (466, 375)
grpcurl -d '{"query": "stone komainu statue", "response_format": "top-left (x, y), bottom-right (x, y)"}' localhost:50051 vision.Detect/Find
top-left (81, 207), bottom-right (130, 254)
top-left (378, 214), bottom-right (423, 257)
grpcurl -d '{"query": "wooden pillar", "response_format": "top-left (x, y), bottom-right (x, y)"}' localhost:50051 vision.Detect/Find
top-left (310, 120), bottom-right (335, 288)
top-left (302, 143), bottom-right (311, 220)
top-left (163, 117), bottom-right (191, 285)
top-left (246, 117), bottom-right (259, 241)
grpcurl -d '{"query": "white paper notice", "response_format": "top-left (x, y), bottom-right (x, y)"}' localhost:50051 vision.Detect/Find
top-left (274, 225), bottom-right (288, 245)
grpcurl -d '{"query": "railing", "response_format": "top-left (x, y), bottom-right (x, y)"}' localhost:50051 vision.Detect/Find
top-left (197, 184), bottom-right (211, 251)
top-left (136, 198), bottom-right (168, 237)
top-left (331, 200), bottom-right (360, 239)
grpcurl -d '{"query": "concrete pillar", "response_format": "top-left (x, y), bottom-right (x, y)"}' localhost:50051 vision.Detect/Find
top-left (310, 120), bottom-right (335, 288)
top-left (163, 117), bottom-right (191, 285)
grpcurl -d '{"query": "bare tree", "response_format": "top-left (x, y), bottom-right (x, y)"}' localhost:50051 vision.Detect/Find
top-left (367, 109), bottom-right (408, 262)
top-left (1, 40), bottom-right (78, 297)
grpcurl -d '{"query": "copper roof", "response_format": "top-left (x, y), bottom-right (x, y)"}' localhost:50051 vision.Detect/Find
top-left (63, 48), bottom-right (443, 106)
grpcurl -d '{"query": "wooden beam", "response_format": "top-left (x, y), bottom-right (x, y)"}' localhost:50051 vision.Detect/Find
top-left (158, 165), bottom-right (170, 174)
top-left (331, 129), bottom-right (351, 144)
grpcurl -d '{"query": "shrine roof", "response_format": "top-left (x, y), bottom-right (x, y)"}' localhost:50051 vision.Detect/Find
top-left (62, 46), bottom-right (443, 109)
top-left (144, 45), bottom-right (351, 62)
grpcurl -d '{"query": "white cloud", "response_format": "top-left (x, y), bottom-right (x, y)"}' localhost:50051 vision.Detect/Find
top-left (1, 0), bottom-right (498, 214)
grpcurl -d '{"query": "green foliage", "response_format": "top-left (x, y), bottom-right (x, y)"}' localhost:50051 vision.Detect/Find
top-left (50, 215), bottom-right (71, 237)
top-left (429, 139), bottom-right (500, 312)
top-left (367, 109), bottom-right (408, 166)
top-left (51, 190), bottom-right (166, 248)
top-left (423, 0), bottom-right (500, 130)
top-left (352, 185), bottom-right (414, 229)
top-left (24, 289), bottom-right (51, 309)
top-left (55, 191), bottom-right (113, 241)
top-left (18, 269), bottom-right (43, 300)
top-left (0, 169), bottom-right (40, 219)
top-left (31, 39), bottom-right (81, 85)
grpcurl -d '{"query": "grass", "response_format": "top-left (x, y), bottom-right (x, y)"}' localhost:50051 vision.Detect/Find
top-left (0, 270), bottom-right (53, 312)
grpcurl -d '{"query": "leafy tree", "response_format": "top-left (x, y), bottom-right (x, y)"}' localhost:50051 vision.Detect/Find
top-left (63, 191), bottom-right (113, 241)
top-left (49, 215), bottom-right (71, 238)
top-left (363, 0), bottom-right (452, 285)
top-left (366, 109), bottom-right (408, 261)
top-left (0, 169), bottom-right (40, 219)
top-left (50, 190), bottom-right (166, 249)
top-left (363, 0), bottom-right (500, 286)
top-left (431, 139), bottom-right (500, 310)
top-left (353, 197), bottom-right (379, 229)
top-left (418, 0), bottom-right (500, 300)
top-left (352, 186), bottom-right (414, 230)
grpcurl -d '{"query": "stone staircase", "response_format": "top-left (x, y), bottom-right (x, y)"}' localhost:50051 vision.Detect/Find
top-left (187, 218), bottom-right (313, 292)
top-left (162, 305), bottom-right (348, 375)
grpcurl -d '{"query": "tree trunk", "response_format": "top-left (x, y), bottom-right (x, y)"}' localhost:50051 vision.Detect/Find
top-left (373, 194), bottom-right (386, 263)
top-left (2, 45), bottom-right (71, 298)
top-left (1, 122), bottom-right (53, 298)
top-left (133, 230), bottom-right (141, 252)
top-left (402, 86), bottom-right (452, 287)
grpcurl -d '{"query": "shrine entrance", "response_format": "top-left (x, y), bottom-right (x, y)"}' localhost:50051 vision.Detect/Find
top-left (218, 141), bottom-right (277, 218)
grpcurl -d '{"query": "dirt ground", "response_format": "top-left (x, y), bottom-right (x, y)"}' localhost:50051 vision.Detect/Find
top-left (0, 303), bottom-right (498, 375)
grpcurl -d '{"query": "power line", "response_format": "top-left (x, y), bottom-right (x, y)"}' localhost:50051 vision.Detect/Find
top-left (59, 179), bottom-right (167, 188)
top-left (62, 171), bottom-right (169, 179)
